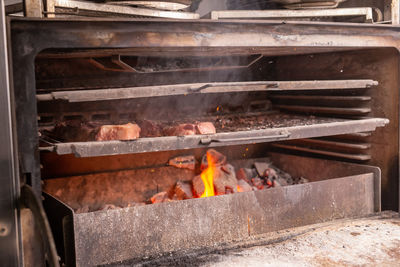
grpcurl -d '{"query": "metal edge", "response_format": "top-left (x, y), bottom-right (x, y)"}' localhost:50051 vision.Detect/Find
top-left (0, 3), bottom-right (21, 266)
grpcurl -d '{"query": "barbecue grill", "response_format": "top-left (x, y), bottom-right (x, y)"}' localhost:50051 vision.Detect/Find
top-left (4, 17), bottom-right (400, 266)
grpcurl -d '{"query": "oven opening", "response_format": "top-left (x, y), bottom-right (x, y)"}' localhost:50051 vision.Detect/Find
top-left (34, 47), bottom-right (397, 266)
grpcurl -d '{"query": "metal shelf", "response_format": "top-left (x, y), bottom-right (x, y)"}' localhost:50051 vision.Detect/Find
top-left (45, 117), bottom-right (389, 157)
top-left (36, 79), bottom-right (378, 102)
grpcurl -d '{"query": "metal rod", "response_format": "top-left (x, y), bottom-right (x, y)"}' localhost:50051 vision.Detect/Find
top-left (272, 143), bottom-right (371, 161)
top-left (288, 138), bottom-right (371, 150)
top-left (200, 132), bottom-right (290, 145)
top-left (275, 105), bottom-right (371, 115)
top-left (211, 8), bottom-right (374, 23)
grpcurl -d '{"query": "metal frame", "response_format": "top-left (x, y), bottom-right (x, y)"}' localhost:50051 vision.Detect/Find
top-left (9, 18), bottom-right (400, 203)
top-left (0, 2), bottom-right (21, 266)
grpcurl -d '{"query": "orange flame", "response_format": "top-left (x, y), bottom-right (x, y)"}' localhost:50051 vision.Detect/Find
top-left (200, 154), bottom-right (215, 198)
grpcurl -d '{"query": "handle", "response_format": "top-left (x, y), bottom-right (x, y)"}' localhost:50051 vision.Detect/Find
top-left (200, 132), bottom-right (291, 145)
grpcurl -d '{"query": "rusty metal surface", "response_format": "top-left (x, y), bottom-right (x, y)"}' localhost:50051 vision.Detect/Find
top-left (43, 154), bottom-right (381, 266)
top-left (9, 19), bottom-right (400, 196)
top-left (273, 48), bottom-right (399, 211)
top-left (20, 185), bottom-right (60, 267)
top-left (52, 118), bottom-right (388, 157)
top-left (36, 79), bottom-right (377, 102)
top-left (71, 174), bottom-right (376, 266)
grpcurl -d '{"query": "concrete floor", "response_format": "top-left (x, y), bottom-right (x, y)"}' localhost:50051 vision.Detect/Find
top-left (200, 212), bottom-right (400, 267)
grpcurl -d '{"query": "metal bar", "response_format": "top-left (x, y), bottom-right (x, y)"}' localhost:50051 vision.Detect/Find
top-left (272, 143), bottom-right (371, 161)
top-left (36, 79), bottom-right (378, 102)
top-left (392, 0), bottom-right (400, 24)
top-left (275, 105), bottom-right (371, 115)
top-left (54, 0), bottom-right (200, 19)
top-left (268, 95), bottom-right (372, 102)
top-left (200, 132), bottom-right (291, 145)
top-left (0, 2), bottom-right (20, 265)
top-left (287, 138), bottom-right (372, 150)
top-left (211, 8), bottom-right (374, 22)
top-left (52, 118), bottom-right (389, 157)
top-left (89, 54), bottom-right (263, 74)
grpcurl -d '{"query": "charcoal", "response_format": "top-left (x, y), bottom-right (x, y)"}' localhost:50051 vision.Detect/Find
top-left (200, 149), bottom-right (227, 170)
top-left (265, 177), bottom-right (273, 188)
top-left (192, 175), bottom-right (204, 197)
top-left (150, 192), bottom-right (171, 204)
top-left (236, 168), bottom-right (251, 183)
top-left (251, 177), bottom-right (264, 190)
top-left (168, 155), bottom-right (196, 170)
top-left (280, 171), bottom-right (294, 185)
top-left (254, 162), bottom-right (271, 177)
top-left (168, 181), bottom-right (193, 200)
top-left (213, 164), bottom-right (238, 195)
top-left (265, 168), bottom-right (278, 180)
top-left (237, 179), bottom-right (253, 192)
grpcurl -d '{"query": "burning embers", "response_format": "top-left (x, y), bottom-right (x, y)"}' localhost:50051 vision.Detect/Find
top-left (151, 149), bottom-right (308, 204)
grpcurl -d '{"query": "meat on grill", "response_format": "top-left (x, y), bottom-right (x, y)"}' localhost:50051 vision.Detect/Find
top-left (163, 122), bottom-right (216, 136)
top-left (163, 123), bottom-right (197, 136)
top-left (138, 120), bottom-right (163, 137)
top-left (196, 122), bottom-right (216, 134)
top-left (96, 123), bottom-right (141, 141)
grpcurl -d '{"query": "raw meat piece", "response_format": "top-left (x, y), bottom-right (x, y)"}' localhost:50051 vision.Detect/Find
top-left (163, 123), bottom-right (196, 136)
top-left (51, 120), bottom-right (97, 142)
top-left (196, 122), bottom-right (216, 134)
top-left (138, 120), bottom-right (162, 137)
top-left (96, 123), bottom-right (141, 141)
